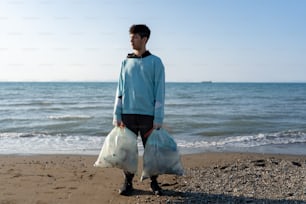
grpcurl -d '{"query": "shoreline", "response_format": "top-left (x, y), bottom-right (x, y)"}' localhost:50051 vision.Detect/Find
top-left (1, 149), bottom-right (306, 157)
top-left (1, 152), bottom-right (305, 203)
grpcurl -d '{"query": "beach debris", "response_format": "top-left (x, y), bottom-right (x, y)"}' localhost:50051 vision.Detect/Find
top-left (94, 127), bottom-right (138, 173)
top-left (291, 161), bottom-right (302, 167)
top-left (173, 157), bottom-right (306, 203)
top-left (251, 159), bottom-right (266, 167)
top-left (141, 128), bottom-right (184, 181)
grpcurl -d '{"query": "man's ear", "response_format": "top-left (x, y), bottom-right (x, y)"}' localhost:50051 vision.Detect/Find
top-left (142, 36), bottom-right (149, 44)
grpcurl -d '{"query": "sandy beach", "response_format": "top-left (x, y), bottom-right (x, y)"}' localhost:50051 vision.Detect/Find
top-left (0, 152), bottom-right (305, 204)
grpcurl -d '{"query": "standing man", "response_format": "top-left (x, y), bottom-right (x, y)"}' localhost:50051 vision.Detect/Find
top-left (113, 24), bottom-right (165, 196)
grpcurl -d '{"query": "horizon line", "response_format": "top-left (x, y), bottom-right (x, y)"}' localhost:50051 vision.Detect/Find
top-left (0, 80), bottom-right (306, 83)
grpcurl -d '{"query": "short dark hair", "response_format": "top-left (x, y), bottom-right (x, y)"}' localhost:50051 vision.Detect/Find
top-left (129, 24), bottom-right (151, 39)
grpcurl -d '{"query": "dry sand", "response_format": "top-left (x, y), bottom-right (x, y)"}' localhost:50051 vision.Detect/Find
top-left (0, 152), bottom-right (305, 204)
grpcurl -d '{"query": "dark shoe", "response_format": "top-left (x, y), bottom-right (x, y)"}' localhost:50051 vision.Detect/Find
top-left (150, 180), bottom-right (162, 195)
top-left (119, 180), bottom-right (133, 196)
top-left (119, 172), bottom-right (134, 196)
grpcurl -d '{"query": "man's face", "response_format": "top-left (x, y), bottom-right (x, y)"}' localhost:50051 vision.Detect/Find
top-left (130, 33), bottom-right (147, 50)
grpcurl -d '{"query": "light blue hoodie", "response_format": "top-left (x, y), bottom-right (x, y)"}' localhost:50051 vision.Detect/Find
top-left (113, 51), bottom-right (165, 124)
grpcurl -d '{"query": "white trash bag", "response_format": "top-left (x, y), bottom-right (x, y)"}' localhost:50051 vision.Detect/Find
top-left (94, 127), bottom-right (138, 174)
top-left (141, 128), bottom-right (184, 181)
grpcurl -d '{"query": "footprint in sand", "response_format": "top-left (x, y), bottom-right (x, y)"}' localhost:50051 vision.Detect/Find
top-left (11, 173), bottom-right (22, 178)
top-left (54, 186), bottom-right (66, 190)
top-left (69, 187), bottom-right (78, 190)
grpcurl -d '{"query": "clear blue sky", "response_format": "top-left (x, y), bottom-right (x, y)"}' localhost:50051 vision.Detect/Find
top-left (1, 0), bottom-right (305, 82)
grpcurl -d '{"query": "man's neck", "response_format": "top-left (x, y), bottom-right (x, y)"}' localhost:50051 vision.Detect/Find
top-left (133, 48), bottom-right (146, 57)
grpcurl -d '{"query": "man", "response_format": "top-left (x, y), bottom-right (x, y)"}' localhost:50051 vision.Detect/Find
top-left (113, 24), bottom-right (165, 196)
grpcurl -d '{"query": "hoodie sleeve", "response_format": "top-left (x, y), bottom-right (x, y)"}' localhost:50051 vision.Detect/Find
top-left (113, 63), bottom-right (124, 122)
top-left (153, 58), bottom-right (165, 124)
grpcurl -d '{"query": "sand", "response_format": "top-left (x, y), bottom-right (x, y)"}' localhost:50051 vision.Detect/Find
top-left (0, 152), bottom-right (305, 204)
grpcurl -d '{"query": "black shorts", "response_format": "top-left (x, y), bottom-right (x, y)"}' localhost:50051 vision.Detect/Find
top-left (121, 114), bottom-right (154, 146)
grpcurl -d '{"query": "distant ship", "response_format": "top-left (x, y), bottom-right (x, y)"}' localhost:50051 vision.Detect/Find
top-left (201, 81), bottom-right (212, 83)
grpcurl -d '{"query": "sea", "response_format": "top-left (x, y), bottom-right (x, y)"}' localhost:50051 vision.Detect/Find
top-left (0, 82), bottom-right (306, 156)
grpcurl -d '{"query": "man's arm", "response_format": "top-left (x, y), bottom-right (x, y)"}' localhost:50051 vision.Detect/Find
top-left (153, 58), bottom-right (165, 128)
top-left (113, 64), bottom-right (124, 126)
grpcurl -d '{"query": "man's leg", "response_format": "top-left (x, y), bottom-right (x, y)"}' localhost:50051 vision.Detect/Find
top-left (150, 175), bottom-right (162, 195)
top-left (138, 115), bottom-right (154, 147)
top-left (138, 115), bottom-right (163, 195)
top-left (122, 114), bottom-right (139, 135)
top-left (118, 171), bottom-right (134, 196)
top-left (118, 114), bottom-right (138, 196)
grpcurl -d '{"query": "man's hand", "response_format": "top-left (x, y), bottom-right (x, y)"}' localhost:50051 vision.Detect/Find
top-left (113, 120), bottom-right (124, 127)
top-left (153, 123), bottom-right (162, 130)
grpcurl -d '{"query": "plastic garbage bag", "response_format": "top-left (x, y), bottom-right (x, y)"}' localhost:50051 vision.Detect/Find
top-left (141, 128), bottom-right (184, 181)
top-left (94, 127), bottom-right (138, 174)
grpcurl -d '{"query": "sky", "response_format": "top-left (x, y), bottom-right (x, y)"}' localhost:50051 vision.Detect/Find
top-left (0, 0), bottom-right (306, 82)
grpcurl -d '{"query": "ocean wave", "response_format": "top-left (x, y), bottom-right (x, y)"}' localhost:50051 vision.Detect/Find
top-left (5, 101), bottom-right (53, 107)
top-left (0, 130), bottom-right (305, 155)
top-left (0, 133), bottom-right (103, 155)
top-left (0, 132), bottom-right (66, 138)
top-left (48, 115), bottom-right (93, 120)
top-left (176, 130), bottom-right (306, 149)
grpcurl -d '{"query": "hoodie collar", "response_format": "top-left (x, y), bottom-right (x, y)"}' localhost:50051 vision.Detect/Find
top-left (127, 51), bottom-right (151, 58)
